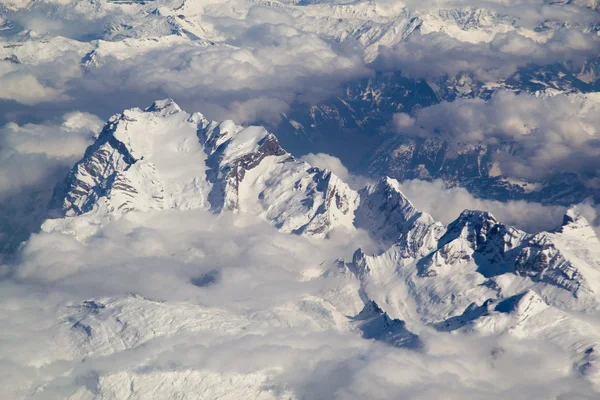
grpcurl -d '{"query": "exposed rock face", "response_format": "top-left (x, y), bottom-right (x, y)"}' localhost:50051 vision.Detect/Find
top-left (355, 177), bottom-right (444, 253)
top-left (276, 75), bottom-right (600, 207)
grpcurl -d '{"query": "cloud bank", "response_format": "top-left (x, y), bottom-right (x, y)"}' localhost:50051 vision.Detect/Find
top-left (393, 91), bottom-right (600, 183)
top-left (1, 0), bottom-right (600, 398)
top-left (2, 206), bottom-right (599, 399)
top-left (0, 112), bottom-right (101, 255)
top-left (376, 29), bottom-right (600, 82)
top-left (398, 179), bottom-right (570, 233)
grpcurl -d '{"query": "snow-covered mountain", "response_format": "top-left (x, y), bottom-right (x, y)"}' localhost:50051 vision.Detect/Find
top-left (2, 0), bottom-right (599, 207)
top-left (45, 99), bottom-right (358, 240)
top-left (2, 99), bottom-right (600, 398)
top-left (275, 79), bottom-right (600, 205)
top-left (2, 0), bottom-right (600, 398)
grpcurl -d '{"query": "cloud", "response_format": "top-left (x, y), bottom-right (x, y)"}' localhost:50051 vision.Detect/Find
top-left (4, 0), bottom-right (129, 41)
top-left (375, 28), bottom-right (600, 82)
top-left (398, 179), bottom-right (568, 233)
top-left (0, 3), bottom-right (369, 124)
top-left (393, 113), bottom-right (416, 130)
top-left (2, 0), bottom-right (599, 127)
top-left (75, 25), bottom-right (367, 123)
top-left (0, 37), bottom-right (88, 110)
top-left (0, 112), bottom-right (102, 254)
top-left (1, 1), bottom-right (600, 398)
top-left (392, 91), bottom-right (600, 183)
top-left (301, 153), bottom-right (351, 181)
top-left (301, 151), bottom-right (600, 234)
top-left (0, 111), bottom-right (102, 198)
top-left (2, 203), bottom-right (600, 399)
top-left (12, 209), bottom-right (371, 294)
top-left (301, 153), bottom-right (373, 190)
top-left (0, 71), bottom-right (62, 105)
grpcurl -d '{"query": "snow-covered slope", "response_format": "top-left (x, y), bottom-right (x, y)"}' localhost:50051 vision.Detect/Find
top-left (355, 177), bottom-right (444, 249)
top-left (2, 0), bottom-right (598, 209)
top-left (42, 104), bottom-right (600, 320)
top-left (349, 203), bottom-right (600, 325)
top-left (434, 288), bottom-right (600, 390)
top-left (22, 148), bottom-right (600, 397)
top-left (351, 300), bottom-right (422, 349)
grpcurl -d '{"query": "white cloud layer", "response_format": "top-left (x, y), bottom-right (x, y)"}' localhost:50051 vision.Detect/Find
top-left (376, 28), bottom-right (600, 81)
top-left (0, 112), bottom-right (102, 199)
top-left (300, 155), bottom-right (590, 233)
top-left (0, 112), bottom-right (101, 255)
top-left (398, 179), bottom-right (569, 233)
top-left (1, 0), bottom-right (598, 125)
top-left (2, 207), bottom-right (600, 399)
top-left (393, 91), bottom-right (600, 182)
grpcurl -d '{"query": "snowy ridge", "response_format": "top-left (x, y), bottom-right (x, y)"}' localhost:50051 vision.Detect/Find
top-left (3, 0), bottom-right (600, 398)
top-left (433, 288), bottom-right (600, 390)
top-left (351, 300), bottom-right (422, 349)
top-left (355, 177), bottom-right (444, 251)
top-left (44, 100), bottom-right (209, 240)
top-left (348, 206), bottom-right (600, 325)
top-left (3, 0), bottom-right (599, 211)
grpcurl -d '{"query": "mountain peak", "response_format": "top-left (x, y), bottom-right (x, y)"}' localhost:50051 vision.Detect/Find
top-left (352, 300), bottom-right (423, 349)
top-left (494, 290), bottom-right (548, 316)
top-left (146, 98), bottom-right (182, 115)
top-left (354, 300), bottom-right (384, 318)
top-left (457, 209), bottom-right (498, 225)
top-left (439, 209), bottom-right (501, 249)
top-left (561, 207), bottom-right (594, 232)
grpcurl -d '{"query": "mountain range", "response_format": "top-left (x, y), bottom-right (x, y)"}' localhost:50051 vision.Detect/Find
top-left (2, 0), bottom-right (600, 398)
top-left (7, 98), bottom-right (596, 397)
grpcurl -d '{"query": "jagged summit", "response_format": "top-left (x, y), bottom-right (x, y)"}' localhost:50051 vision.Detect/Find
top-left (493, 289), bottom-right (548, 315)
top-left (558, 207), bottom-right (597, 236)
top-left (433, 289), bottom-right (550, 332)
top-left (146, 98), bottom-right (182, 114)
top-left (356, 177), bottom-right (420, 228)
top-left (345, 199), bottom-right (600, 324)
top-left (47, 99), bottom-right (209, 221)
top-left (563, 208), bottom-right (582, 227)
top-left (4, 0), bottom-right (600, 397)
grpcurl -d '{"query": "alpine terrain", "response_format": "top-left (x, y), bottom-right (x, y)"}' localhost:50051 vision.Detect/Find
top-left (1, 0), bottom-right (600, 399)
top-left (1, 99), bottom-right (600, 398)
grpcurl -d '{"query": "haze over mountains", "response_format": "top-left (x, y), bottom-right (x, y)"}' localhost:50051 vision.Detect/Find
top-left (2, 0), bottom-right (600, 399)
